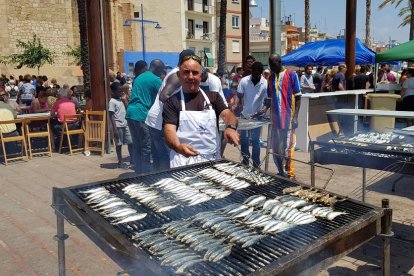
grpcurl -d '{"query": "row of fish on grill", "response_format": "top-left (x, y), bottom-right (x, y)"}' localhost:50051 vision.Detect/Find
top-left (79, 187), bottom-right (147, 224)
top-left (118, 163), bottom-right (274, 214)
top-left (132, 193), bottom-right (347, 273)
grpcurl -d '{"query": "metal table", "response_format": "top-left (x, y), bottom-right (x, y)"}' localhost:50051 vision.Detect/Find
top-left (297, 90), bottom-right (371, 152)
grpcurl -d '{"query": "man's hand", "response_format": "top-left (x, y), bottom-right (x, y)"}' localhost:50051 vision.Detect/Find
top-left (291, 118), bottom-right (299, 129)
top-left (177, 144), bottom-right (198, 158)
top-left (224, 128), bottom-right (240, 146)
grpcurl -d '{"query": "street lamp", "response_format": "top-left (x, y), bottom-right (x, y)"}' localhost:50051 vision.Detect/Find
top-left (123, 4), bottom-right (161, 63)
top-left (249, 0), bottom-right (258, 7)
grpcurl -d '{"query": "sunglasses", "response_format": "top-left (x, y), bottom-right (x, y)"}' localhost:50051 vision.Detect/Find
top-left (180, 55), bottom-right (202, 65)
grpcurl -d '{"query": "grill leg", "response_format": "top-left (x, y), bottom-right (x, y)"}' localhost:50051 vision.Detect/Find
top-left (55, 214), bottom-right (69, 276)
top-left (381, 199), bottom-right (393, 276)
top-left (362, 167), bottom-right (366, 202)
top-left (264, 123), bottom-right (272, 172)
top-left (310, 142), bottom-right (315, 187)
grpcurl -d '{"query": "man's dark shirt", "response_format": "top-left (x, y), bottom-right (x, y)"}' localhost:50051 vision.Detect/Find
top-left (313, 72), bottom-right (322, 92)
top-left (352, 74), bottom-right (369, 90)
top-left (163, 90), bottom-right (228, 129)
top-left (332, 72), bottom-right (346, 91)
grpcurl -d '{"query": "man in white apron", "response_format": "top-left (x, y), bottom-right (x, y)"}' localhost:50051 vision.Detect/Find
top-left (163, 55), bottom-right (239, 168)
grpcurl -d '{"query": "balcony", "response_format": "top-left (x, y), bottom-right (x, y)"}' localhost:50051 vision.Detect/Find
top-left (186, 4), bottom-right (214, 16)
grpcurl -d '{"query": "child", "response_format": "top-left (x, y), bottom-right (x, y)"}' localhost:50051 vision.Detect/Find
top-left (109, 82), bottom-right (133, 169)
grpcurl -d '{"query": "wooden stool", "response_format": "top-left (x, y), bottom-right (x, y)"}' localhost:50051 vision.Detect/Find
top-left (0, 119), bottom-right (28, 165)
top-left (58, 114), bottom-right (85, 155)
top-left (25, 116), bottom-right (53, 159)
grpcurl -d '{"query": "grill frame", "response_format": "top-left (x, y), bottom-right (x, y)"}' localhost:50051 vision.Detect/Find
top-left (311, 140), bottom-right (414, 175)
top-left (52, 160), bottom-right (385, 276)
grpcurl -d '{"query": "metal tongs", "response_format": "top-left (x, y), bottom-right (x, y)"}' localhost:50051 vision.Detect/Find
top-left (235, 145), bottom-right (262, 184)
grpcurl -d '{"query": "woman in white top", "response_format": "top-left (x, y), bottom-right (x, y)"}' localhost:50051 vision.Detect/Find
top-left (401, 68), bottom-right (414, 111)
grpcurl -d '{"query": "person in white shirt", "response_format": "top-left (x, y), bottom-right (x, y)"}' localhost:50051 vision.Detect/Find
top-left (300, 65), bottom-right (316, 94)
top-left (237, 61), bottom-right (268, 168)
top-left (401, 68), bottom-right (414, 112)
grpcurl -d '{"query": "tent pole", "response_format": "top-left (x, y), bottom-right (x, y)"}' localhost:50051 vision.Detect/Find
top-left (374, 63), bottom-right (378, 93)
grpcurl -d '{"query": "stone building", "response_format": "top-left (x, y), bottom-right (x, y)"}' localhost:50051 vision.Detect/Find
top-left (0, 0), bottom-right (82, 85)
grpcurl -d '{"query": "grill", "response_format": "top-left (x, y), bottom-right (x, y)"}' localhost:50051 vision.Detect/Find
top-left (52, 160), bottom-right (387, 276)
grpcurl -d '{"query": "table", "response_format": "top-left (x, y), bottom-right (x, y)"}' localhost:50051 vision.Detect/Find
top-left (17, 112), bottom-right (51, 119)
top-left (326, 109), bottom-right (414, 118)
top-left (218, 118), bottom-right (270, 131)
top-left (297, 89), bottom-right (372, 152)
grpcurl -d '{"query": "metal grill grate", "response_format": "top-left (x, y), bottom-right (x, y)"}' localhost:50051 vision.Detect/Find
top-left (58, 160), bottom-right (380, 275)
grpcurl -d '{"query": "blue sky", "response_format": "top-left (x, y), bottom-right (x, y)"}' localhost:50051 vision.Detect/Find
top-left (251, 0), bottom-right (410, 43)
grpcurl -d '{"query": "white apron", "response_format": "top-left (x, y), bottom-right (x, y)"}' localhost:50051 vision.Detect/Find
top-left (170, 89), bottom-right (221, 168)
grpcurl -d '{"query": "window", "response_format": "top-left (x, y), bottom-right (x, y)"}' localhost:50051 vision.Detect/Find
top-left (232, 16), bottom-right (239, 28)
top-left (187, 19), bottom-right (194, 38)
top-left (188, 0), bottom-right (194, 11)
top-left (203, 21), bottom-right (209, 35)
top-left (232, 40), bottom-right (240, 53)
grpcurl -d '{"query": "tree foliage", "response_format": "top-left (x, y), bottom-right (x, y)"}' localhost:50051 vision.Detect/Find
top-left (379, 0), bottom-right (414, 40)
top-left (64, 45), bottom-right (82, 66)
top-left (0, 34), bottom-right (54, 74)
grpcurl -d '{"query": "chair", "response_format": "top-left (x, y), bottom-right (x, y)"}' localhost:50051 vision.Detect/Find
top-left (58, 114), bottom-right (85, 155)
top-left (0, 119), bottom-right (28, 165)
top-left (25, 116), bottom-right (53, 159)
top-left (84, 110), bottom-right (106, 156)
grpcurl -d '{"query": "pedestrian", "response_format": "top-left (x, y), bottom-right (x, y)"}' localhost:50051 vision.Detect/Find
top-left (313, 66), bottom-right (323, 92)
top-left (17, 74), bottom-right (35, 106)
top-left (300, 64), bottom-right (316, 94)
top-left (332, 64), bottom-right (347, 91)
top-left (268, 54), bottom-right (302, 179)
top-left (237, 61), bottom-right (268, 168)
top-left (126, 59), bottom-right (165, 174)
top-left (109, 82), bottom-right (133, 169)
top-left (242, 55), bottom-right (255, 77)
top-left (162, 55), bottom-right (239, 167)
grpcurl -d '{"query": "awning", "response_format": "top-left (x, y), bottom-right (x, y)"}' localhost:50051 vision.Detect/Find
top-left (376, 39), bottom-right (414, 63)
top-left (205, 52), bottom-right (214, 67)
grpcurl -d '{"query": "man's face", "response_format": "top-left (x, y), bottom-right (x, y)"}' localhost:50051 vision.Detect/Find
top-left (269, 57), bottom-right (282, 73)
top-left (251, 67), bottom-right (262, 82)
top-left (178, 59), bottom-right (202, 93)
top-left (306, 66), bottom-right (313, 75)
top-left (341, 66), bottom-right (348, 73)
top-left (245, 58), bottom-right (254, 69)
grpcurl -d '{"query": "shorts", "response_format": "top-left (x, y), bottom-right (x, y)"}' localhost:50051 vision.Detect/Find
top-left (115, 126), bottom-right (132, 146)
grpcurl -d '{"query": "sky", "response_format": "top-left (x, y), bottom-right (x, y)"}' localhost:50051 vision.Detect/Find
top-left (251, 0), bottom-right (410, 44)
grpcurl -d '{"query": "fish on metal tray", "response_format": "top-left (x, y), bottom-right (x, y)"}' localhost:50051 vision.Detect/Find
top-left (243, 195), bottom-right (267, 207)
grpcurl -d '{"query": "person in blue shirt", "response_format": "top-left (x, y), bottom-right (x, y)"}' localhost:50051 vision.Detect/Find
top-left (126, 59), bottom-right (165, 174)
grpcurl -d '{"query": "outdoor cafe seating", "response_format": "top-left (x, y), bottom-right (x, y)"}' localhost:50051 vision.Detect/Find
top-left (0, 119), bottom-right (28, 165)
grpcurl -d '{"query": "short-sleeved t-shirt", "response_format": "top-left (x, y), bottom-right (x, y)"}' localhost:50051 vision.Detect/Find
top-left (126, 71), bottom-right (162, 121)
top-left (50, 98), bottom-right (77, 123)
top-left (402, 77), bottom-right (414, 98)
top-left (200, 73), bottom-right (227, 106)
top-left (163, 89), bottom-right (228, 129)
top-left (0, 101), bottom-right (16, 133)
top-left (332, 72), bottom-right (346, 91)
top-left (237, 75), bottom-right (268, 117)
top-left (352, 74), bottom-right (369, 90)
top-left (108, 98), bottom-right (127, 127)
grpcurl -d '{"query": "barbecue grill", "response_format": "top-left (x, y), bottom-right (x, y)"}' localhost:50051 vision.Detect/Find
top-left (310, 132), bottom-right (414, 201)
top-left (52, 160), bottom-right (391, 276)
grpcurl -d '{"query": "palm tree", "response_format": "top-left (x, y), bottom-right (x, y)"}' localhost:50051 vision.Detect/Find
top-left (304, 0), bottom-right (310, 42)
top-left (77, 0), bottom-right (91, 91)
top-left (217, 0), bottom-right (227, 77)
top-left (379, 0), bottom-right (414, 40)
top-left (365, 0), bottom-right (371, 48)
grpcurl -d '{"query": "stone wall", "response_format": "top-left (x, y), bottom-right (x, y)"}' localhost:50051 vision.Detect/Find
top-left (0, 0), bottom-right (81, 84)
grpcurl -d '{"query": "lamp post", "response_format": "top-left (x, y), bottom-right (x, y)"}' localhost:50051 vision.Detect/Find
top-left (123, 4), bottom-right (161, 63)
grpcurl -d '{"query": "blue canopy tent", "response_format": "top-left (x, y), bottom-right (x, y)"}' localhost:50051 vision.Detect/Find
top-left (281, 38), bottom-right (376, 67)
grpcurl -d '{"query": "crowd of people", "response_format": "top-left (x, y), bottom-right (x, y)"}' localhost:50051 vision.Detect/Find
top-left (2, 52), bottom-right (414, 180)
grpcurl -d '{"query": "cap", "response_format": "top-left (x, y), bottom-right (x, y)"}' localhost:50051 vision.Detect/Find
top-left (178, 49), bottom-right (195, 65)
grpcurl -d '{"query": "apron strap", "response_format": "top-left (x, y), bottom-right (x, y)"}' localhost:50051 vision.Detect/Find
top-left (180, 88), bottom-right (213, 111)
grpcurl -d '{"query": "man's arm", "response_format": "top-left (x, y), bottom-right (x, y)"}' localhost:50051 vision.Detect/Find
top-left (164, 123), bottom-right (198, 157)
top-left (220, 109), bottom-right (240, 146)
top-left (159, 72), bottom-right (181, 102)
top-left (292, 95), bottom-right (301, 129)
top-left (109, 111), bottom-right (119, 139)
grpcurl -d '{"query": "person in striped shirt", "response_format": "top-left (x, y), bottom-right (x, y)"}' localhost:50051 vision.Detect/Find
top-left (268, 54), bottom-right (302, 179)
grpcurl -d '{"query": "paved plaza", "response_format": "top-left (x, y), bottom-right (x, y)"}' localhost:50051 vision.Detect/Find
top-left (0, 143), bottom-right (413, 275)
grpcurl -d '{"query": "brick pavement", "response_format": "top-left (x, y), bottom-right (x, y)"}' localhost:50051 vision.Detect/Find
top-left (0, 144), bottom-right (413, 275)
